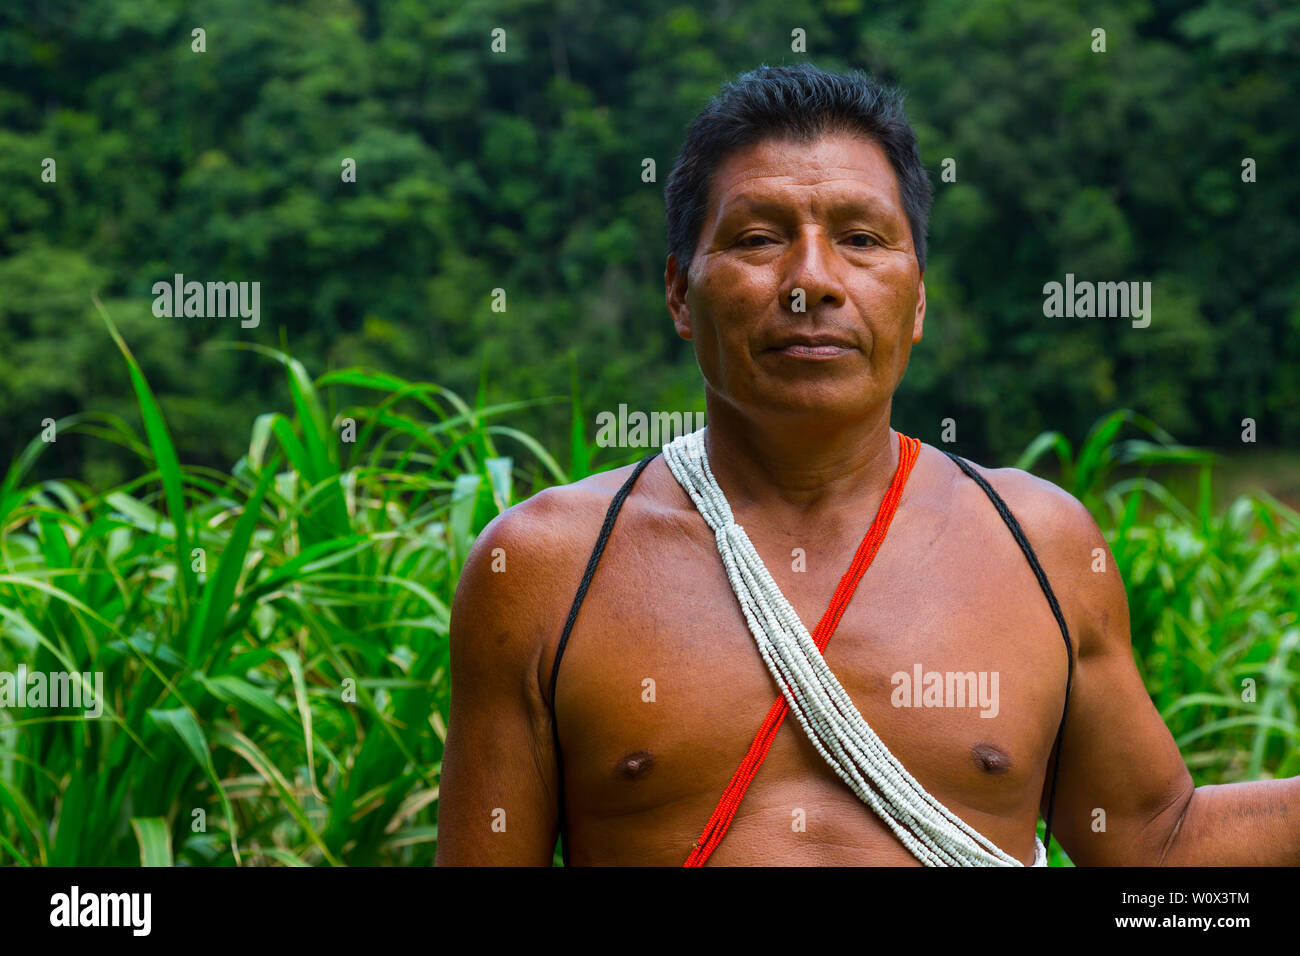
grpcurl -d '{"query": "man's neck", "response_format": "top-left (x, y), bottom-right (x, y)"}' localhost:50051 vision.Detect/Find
top-left (700, 394), bottom-right (901, 527)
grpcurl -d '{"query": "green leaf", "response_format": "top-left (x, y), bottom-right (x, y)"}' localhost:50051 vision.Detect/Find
top-left (275, 648), bottom-right (321, 798)
top-left (185, 453), bottom-right (280, 662)
top-left (147, 707), bottom-right (240, 865)
top-left (1075, 409), bottom-right (1130, 499)
top-left (485, 426), bottom-right (569, 485)
top-left (209, 723), bottom-right (341, 866)
top-left (484, 457), bottom-right (513, 512)
top-left (131, 817), bottom-right (173, 866)
top-left (95, 296), bottom-right (193, 615)
top-left (195, 673), bottom-right (298, 735)
top-left (449, 472), bottom-right (481, 577)
top-left (569, 356), bottom-right (591, 480)
top-left (1014, 430), bottom-right (1073, 478)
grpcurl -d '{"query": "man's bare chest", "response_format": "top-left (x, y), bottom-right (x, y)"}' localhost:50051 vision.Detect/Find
top-left (548, 497), bottom-right (1071, 847)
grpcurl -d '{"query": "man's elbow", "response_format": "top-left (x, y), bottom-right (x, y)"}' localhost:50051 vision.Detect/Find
top-left (1151, 779), bottom-right (1198, 865)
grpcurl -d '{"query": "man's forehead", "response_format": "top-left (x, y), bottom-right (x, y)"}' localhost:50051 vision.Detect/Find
top-left (707, 134), bottom-right (903, 218)
top-left (719, 187), bottom-right (898, 219)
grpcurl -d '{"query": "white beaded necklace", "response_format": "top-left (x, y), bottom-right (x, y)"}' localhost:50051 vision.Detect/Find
top-left (663, 426), bottom-right (1045, 867)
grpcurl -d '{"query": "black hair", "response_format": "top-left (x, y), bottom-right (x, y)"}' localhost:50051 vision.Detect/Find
top-left (664, 62), bottom-right (933, 277)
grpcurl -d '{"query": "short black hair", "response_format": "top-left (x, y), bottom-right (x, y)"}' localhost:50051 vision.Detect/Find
top-left (664, 63), bottom-right (933, 277)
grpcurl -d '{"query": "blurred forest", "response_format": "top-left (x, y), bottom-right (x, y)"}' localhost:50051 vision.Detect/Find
top-left (1, 0), bottom-right (1298, 488)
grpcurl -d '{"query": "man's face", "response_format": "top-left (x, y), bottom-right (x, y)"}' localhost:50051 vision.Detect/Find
top-left (666, 132), bottom-right (925, 424)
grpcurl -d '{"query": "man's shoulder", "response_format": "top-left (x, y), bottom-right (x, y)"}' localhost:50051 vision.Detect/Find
top-left (933, 445), bottom-right (1099, 545)
top-left (449, 462), bottom-right (652, 672)
top-left (471, 461), bottom-right (649, 572)
top-left (935, 447), bottom-right (1121, 655)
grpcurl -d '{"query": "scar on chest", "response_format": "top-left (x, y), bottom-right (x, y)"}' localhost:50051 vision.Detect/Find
top-left (614, 750), bottom-right (656, 780)
top-left (970, 742), bottom-right (1012, 774)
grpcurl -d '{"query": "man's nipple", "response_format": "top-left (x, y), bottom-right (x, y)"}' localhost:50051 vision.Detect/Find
top-left (970, 742), bottom-right (1012, 775)
top-left (615, 750), bottom-right (657, 780)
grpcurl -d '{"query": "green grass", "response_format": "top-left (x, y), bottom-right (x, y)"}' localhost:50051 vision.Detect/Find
top-left (0, 313), bottom-right (1296, 866)
top-left (0, 302), bottom-right (582, 866)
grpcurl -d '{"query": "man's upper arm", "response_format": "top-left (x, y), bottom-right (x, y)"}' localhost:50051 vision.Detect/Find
top-left (1026, 480), bottom-right (1195, 865)
top-left (434, 496), bottom-right (567, 866)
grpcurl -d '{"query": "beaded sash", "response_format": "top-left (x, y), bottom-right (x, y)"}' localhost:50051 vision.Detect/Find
top-left (663, 427), bottom-right (1046, 867)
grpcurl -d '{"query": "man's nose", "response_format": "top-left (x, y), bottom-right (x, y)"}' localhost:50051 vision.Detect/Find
top-left (781, 229), bottom-right (846, 312)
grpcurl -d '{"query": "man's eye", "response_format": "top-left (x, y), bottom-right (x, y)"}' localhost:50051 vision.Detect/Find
top-left (738, 234), bottom-right (772, 247)
top-left (848, 234), bottom-right (878, 247)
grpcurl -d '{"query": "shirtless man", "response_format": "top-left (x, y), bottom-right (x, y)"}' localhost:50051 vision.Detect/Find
top-left (434, 64), bottom-right (1298, 866)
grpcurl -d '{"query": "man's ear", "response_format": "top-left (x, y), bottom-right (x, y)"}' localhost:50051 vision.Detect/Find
top-left (665, 254), bottom-right (692, 341)
top-left (912, 272), bottom-right (926, 344)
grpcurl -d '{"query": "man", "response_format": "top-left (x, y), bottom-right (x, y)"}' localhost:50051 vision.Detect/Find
top-left (434, 63), bottom-right (1297, 866)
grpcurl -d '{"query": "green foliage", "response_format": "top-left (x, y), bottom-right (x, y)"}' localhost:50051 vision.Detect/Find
top-left (1112, 481), bottom-right (1300, 784)
top-left (1029, 412), bottom-right (1300, 867)
top-left (1014, 408), bottom-right (1216, 513)
top-left (0, 307), bottom-right (566, 865)
top-left (3, 0), bottom-right (1298, 481)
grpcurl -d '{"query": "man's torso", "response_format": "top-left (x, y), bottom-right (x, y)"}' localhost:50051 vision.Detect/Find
top-left (536, 440), bottom-right (1078, 865)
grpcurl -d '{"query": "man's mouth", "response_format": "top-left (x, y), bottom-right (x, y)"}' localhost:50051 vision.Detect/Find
top-left (765, 334), bottom-right (858, 361)
top-left (768, 343), bottom-right (855, 360)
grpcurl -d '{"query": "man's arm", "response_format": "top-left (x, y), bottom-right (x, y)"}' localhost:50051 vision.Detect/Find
top-left (433, 498), bottom-right (566, 866)
top-left (1026, 480), bottom-right (1299, 865)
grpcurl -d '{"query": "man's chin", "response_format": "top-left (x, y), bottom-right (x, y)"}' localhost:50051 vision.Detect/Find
top-left (735, 392), bottom-right (887, 423)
